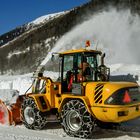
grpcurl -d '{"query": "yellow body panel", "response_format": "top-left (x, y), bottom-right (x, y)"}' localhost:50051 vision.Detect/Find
top-left (45, 79), bottom-right (61, 108)
top-left (91, 104), bottom-right (140, 122)
top-left (29, 78), bottom-right (62, 112)
top-left (60, 48), bottom-right (101, 55)
top-left (84, 81), bottom-right (140, 122)
top-left (29, 94), bottom-right (50, 112)
top-left (85, 81), bottom-right (138, 106)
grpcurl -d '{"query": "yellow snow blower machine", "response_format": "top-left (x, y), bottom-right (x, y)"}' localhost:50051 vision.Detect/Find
top-left (21, 42), bottom-right (140, 138)
top-left (1, 41), bottom-right (140, 138)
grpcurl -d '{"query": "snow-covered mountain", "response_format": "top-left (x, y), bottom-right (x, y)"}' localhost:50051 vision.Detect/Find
top-left (28, 11), bottom-right (68, 26)
top-left (0, 0), bottom-right (140, 75)
top-left (0, 10), bottom-right (69, 75)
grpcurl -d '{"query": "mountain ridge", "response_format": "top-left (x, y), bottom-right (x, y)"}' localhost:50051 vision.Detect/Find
top-left (0, 0), bottom-right (140, 75)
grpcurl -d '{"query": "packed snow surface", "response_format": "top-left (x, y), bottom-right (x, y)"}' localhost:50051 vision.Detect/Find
top-left (0, 119), bottom-right (140, 140)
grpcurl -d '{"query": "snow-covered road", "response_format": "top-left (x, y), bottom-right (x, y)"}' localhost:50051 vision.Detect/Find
top-left (0, 124), bottom-right (66, 140)
top-left (1, 119), bottom-right (140, 140)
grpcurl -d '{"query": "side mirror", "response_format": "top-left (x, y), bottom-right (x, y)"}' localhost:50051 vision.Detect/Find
top-left (51, 53), bottom-right (59, 62)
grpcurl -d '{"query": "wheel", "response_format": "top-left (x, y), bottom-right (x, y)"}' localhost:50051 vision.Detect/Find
top-left (21, 97), bottom-right (46, 129)
top-left (60, 100), bottom-right (95, 138)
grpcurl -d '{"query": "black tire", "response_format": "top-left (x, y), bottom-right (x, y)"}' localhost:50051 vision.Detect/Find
top-left (21, 97), bottom-right (46, 130)
top-left (60, 100), bottom-right (95, 138)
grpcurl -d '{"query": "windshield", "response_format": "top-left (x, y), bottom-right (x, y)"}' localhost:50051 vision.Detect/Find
top-left (62, 52), bottom-right (101, 83)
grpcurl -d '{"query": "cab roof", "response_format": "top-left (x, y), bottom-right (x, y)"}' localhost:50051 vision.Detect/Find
top-left (60, 48), bottom-right (102, 55)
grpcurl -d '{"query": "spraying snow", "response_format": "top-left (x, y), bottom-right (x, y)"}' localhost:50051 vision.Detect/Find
top-left (41, 8), bottom-right (140, 66)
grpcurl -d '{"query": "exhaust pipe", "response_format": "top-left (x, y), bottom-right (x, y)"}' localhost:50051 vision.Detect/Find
top-left (33, 65), bottom-right (45, 77)
top-left (101, 53), bottom-right (105, 66)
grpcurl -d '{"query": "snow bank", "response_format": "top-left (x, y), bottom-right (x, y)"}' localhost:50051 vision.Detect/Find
top-left (0, 71), bottom-right (59, 96)
top-left (0, 74), bottom-right (32, 95)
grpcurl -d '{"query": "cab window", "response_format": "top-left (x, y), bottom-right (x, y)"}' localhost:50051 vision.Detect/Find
top-left (63, 54), bottom-right (73, 80)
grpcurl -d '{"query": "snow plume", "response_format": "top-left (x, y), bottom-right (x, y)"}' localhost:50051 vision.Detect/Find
top-left (42, 8), bottom-right (140, 66)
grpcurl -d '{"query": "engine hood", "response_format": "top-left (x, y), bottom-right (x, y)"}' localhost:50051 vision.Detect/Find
top-left (86, 81), bottom-right (138, 92)
top-left (85, 81), bottom-right (139, 105)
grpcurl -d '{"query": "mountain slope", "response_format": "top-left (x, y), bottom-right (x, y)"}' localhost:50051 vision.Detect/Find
top-left (0, 0), bottom-right (140, 74)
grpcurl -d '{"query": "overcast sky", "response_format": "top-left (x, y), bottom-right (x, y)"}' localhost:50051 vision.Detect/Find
top-left (0, 0), bottom-right (89, 35)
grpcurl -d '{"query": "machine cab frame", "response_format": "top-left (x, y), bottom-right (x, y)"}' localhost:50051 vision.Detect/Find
top-left (59, 49), bottom-right (108, 93)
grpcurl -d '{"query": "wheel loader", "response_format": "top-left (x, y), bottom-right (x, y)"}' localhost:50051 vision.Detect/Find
top-left (20, 44), bottom-right (140, 138)
top-left (1, 42), bottom-right (140, 138)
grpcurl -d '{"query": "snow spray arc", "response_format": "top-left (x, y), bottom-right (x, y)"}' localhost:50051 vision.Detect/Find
top-left (41, 8), bottom-right (140, 66)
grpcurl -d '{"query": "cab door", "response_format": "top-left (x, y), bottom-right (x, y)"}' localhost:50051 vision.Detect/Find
top-left (61, 53), bottom-right (82, 94)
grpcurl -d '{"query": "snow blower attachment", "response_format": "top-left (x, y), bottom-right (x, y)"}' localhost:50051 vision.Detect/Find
top-left (0, 89), bottom-right (23, 125)
top-left (0, 100), bottom-right (9, 124)
top-left (0, 65), bottom-right (46, 125)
